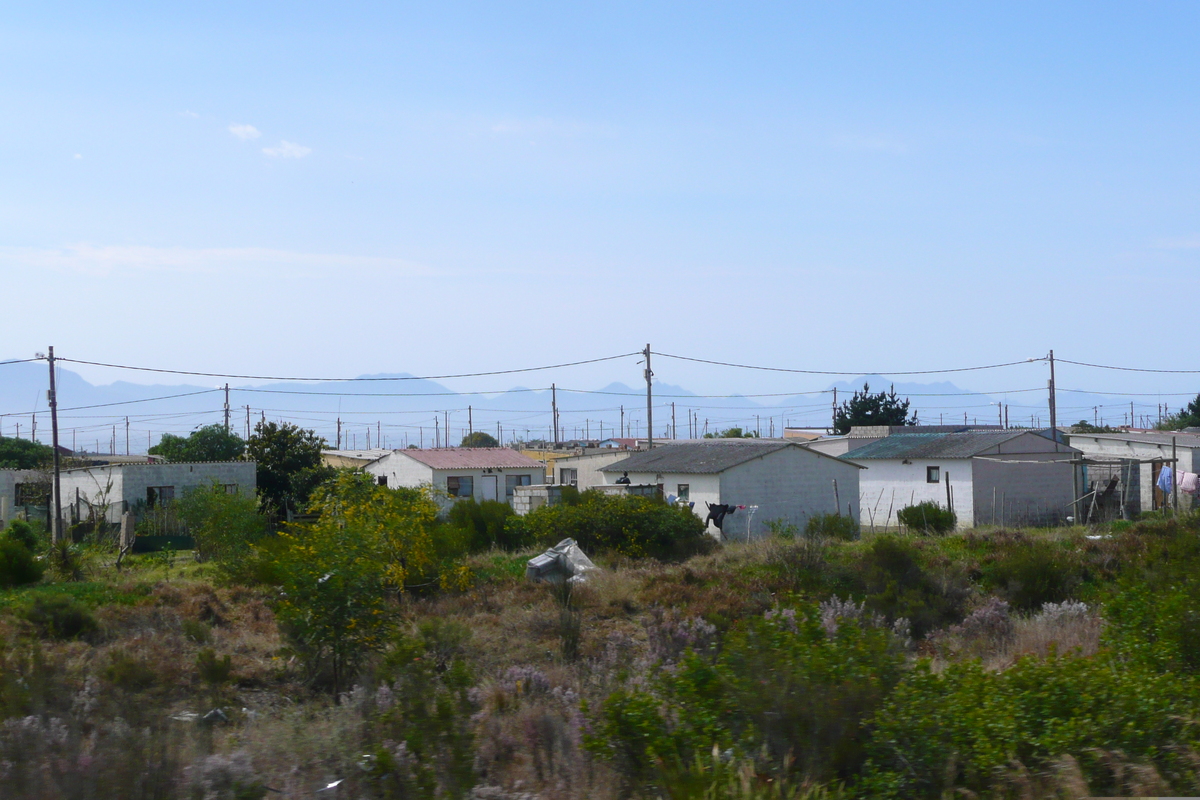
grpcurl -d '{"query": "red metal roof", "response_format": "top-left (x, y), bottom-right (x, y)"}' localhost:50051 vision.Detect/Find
top-left (400, 448), bottom-right (545, 470)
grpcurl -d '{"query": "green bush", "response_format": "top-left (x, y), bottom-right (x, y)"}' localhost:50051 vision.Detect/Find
top-left (860, 653), bottom-right (1200, 798)
top-left (986, 542), bottom-right (1077, 611)
top-left (445, 498), bottom-right (524, 551)
top-left (1104, 578), bottom-right (1200, 673)
top-left (521, 489), bottom-right (711, 560)
top-left (0, 538), bottom-right (44, 589)
top-left (2, 519), bottom-right (39, 552)
top-left (588, 603), bottom-right (905, 790)
top-left (176, 480), bottom-right (268, 567)
top-left (17, 595), bottom-right (98, 640)
top-left (896, 501), bottom-right (956, 534)
top-left (854, 536), bottom-right (965, 638)
top-left (804, 513), bottom-right (859, 541)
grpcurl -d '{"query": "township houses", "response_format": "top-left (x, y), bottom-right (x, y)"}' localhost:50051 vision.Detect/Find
top-left (0, 461), bottom-right (257, 527)
top-left (551, 449), bottom-right (638, 487)
top-left (355, 448), bottom-right (545, 505)
top-left (841, 430), bottom-right (1080, 529)
top-left (1062, 429), bottom-right (1200, 517)
top-left (597, 440), bottom-right (864, 539)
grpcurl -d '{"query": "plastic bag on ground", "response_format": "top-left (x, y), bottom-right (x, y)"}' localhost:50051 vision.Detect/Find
top-left (526, 538), bottom-right (597, 583)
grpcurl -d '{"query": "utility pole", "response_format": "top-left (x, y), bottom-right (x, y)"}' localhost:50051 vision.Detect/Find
top-left (445, 411), bottom-right (449, 447)
top-left (831, 388), bottom-right (837, 432)
top-left (47, 347), bottom-right (63, 544)
top-left (125, 417), bottom-right (130, 455)
top-left (551, 384), bottom-right (559, 447)
top-left (245, 406), bottom-right (251, 439)
top-left (337, 418), bottom-right (342, 449)
top-left (644, 343), bottom-right (654, 449)
top-left (223, 383), bottom-right (230, 433)
top-left (1048, 349), bottom-right (1058, 446)
top-left (468, 406), bottom-right (473, 437)
top-left (377, 421), bottom-right (381, 449)
top-left (672, 402), bottom-right (676, 439)
top-left (756, 414), bottom-right (760, 437)
top-left (434, 416), bottom-right (440, 448)
top-left (620, 406), bottom-right (624, 438)
top-left (497, 421), bottom-right (501, 447)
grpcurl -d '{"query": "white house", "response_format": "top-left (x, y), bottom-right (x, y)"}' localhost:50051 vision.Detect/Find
top-left (0, 469), bottom-right (43, 527)
top-left (843, 431), bottom-right (1080, 529)
top-left (362, 448), bottom-right (545, 505)
top-left (599, 440), bottom-right (864, 539)
top-left (1063, 430), bottom-right (1200, 515)
top-left (57, 461), bottom-right (258, 524)
top-left (551, 449), bottom-right (637, 488)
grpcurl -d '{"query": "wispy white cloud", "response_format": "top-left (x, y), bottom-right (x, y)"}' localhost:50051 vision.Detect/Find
top-left (829, 133), bottom-right (908, 155)
top-left (0, 244), bottom-right (429, 278)
top-left (1153, 236), bottom-right (1200, 250)
top-left (73, 154), bottom-right (82, 160)
top-left (228, 123), bottom-right (261, 140)
top-left (179, 110), bottom-right (200, 119)
top-left (262, 140), bottom-right (311, 158)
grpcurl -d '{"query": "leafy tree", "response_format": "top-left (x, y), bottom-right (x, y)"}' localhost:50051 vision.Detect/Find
top-left (1072, 419), bottom-right (1119, 434)
top-left (0, 437), bottom-right (53, 469)
top-left (833, 382), bottom-right (917, 435)
top-left (269, 472), bottom-right (457, 692)
top-left (459, 431), bottom-right (499, 448)
top-left (149, 424), bottom-right (246, 462)
top-left (1157, 393), bottom-right (1200, 430)
top-left (176, 481), bottom-right (267, 566)
top-left (703, 427), bottom-right (758, 439)
top-left (245, 421), bottom-right (334, 514)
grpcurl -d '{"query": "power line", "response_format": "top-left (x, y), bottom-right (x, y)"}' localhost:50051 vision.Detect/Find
top-left (1056, 359), bottom-right (1200, 374)
top-left (0, 358), bottom-right (43, 366)
top-left (651, 350), bottom-right (1042, 376)
top-left (57, 352), bottom-right (639, 382)
top-left (0, 389), bottom-right (222, 417)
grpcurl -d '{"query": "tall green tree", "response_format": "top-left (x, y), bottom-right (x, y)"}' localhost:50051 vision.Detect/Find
top-left (833, 383), bottom-right (917, 435)
top-left (1157, 393), bottom-right (1200, 431)
top-left (0, 437), bottom-right (53, 469)
top-left (246, 421), bottom-right (334, 514)
top-left (460, 431), bottom-right (499, 447)
top-left (149, 424), bottom-right (246, 462)
top-left (703, 427), bottom-right (757, 439)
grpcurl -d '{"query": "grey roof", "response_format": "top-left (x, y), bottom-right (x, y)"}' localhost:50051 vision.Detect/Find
top-left (600, 441), bottom-right (803, 474)
top-left (1066, 431), bottom-right (1200, 448)
top-left (839, 431), bottom-right (1052, 460)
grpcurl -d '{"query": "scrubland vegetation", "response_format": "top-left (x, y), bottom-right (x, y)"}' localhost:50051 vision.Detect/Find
top-left (4, 479), bottom-right (1200, 799)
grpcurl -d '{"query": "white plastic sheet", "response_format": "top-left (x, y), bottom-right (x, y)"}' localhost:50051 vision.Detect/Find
top-left (525, 538), bottom-right (597, 583)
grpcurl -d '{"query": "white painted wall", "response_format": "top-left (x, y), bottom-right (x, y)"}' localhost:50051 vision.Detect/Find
top-left (59, 462), bottom-right (256, 522)
top-left (365, 452), bottom-right (544, 507)
top-left (602, 447), bottom-right (862, 538)
top-left (0, 469), bottom-right (41, 526)
top-left (553, 450), bottom-right (634, 489)
top-left (1066, 435), bottom-right (1200, 513)
top-left (855, 458), bottom-right (971, 529)
top-left (971, 454), bottom-right (1076, 526)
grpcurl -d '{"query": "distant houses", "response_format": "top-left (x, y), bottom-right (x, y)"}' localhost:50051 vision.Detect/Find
top-left (343, 447), bottom-right (547, 506)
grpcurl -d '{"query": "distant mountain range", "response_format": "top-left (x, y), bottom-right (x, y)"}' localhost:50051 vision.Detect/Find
top-left (0, 360), bottom-right (1146, 452)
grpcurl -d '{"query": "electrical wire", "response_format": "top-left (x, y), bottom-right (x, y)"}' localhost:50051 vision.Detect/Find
top-left (652, 350), bottom-right (1042, 376)
top-left (1057, 359), bottom-right (1200, 374)
top-left (0, 358), bottom-right (43, 366)
top-left (57, 352), bottom-right (639, 382)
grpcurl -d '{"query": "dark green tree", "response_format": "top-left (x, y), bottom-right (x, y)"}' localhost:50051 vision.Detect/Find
top-left (0, 437), bottom-right (53, 469)
top-left (460, 431), bottom-right (499, 448)
top-left (833, 383), bottom-right (917, 435)
top-left (1157, 394), bottom-right (1200, 431)
top-left (246, 421), bottom-right (334, 514)
top-left (149, 424), bottom-right (246, 462)
top-left (702, 427), bottom-right (758, 439)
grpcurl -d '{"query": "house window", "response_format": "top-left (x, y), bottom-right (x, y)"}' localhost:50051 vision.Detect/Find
top-left (14, 483), bottom-right (43, 505)
top-left (446, 476), bottom-right (473, 498)
top-left (506, 474), bottom-right (532, 501)
top-left (147, 486), bottom-right (175, 506)
top-left (677, 484), bottom-right (690, 501)
top-left (376, 475), bottom-right (388, 487)
top-left (223, 484), bottom-right (239, 495)
top-left (559, 468), bottom-right (578, 486)
top-left (926, 466), bottom-right (940, 484)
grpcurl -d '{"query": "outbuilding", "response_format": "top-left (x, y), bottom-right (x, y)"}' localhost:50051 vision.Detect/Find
top-left (842, 431), bottom-right (1080, 529)
top-left (600, 440), bottom-right (864, 539)
top-left (362, 448), bottom-right (545, 505)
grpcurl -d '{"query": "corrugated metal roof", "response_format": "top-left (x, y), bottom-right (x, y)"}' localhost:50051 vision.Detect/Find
top-left (399, 448), bottom-right (545, 470)
top-left (840, 431), bottom-right (1036, 460)
top-left (323, 449), bottom-right (393, 460)
top-left (599, 441), bottom-right (797, 474)
top-left (1068, 431), bottom-right (1200, 448)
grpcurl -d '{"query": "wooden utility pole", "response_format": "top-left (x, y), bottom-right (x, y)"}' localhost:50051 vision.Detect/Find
top-left (644, 344), bottom-right (654, 449)
top-left (445, 411), bottom-right (449, 447)
top-left (468, 406), bottom-right (473, 436)
top-left (831, 388), bottom-right (837, 432)
top-left (223, 384), bottom-right (230, 433)
top-left (47, 347), bottom-right (63, 544)
top-left (336, 418), bottom-right (342, 449)
top-left (245, 405), bottom-right (251, 439)
top-left (125, 417), bottom-right (129, 455)
top-left (551, 384), bottom-right (559, 447)
top-left (671, 403), bottom-right (676, 439)
top-left (1048, 350), bottom-right (1058, 447)
top-left (620, 405), bottom-right (624, 438)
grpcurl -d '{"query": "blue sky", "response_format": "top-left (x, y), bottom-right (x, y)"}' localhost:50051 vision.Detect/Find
top-left (3, 2), bottom-right (1199, 414)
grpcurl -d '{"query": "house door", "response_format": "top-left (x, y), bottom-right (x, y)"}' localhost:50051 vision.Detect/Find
top-left (480, 475), bottom-right (498, 502)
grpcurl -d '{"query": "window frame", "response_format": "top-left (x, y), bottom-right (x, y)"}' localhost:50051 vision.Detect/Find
top-left (506, 473), bottom-right (532, 501)
top-left (677, 483), bottom-right (690, 501)
top-left (446, 475), bottom-right (474, 498)
top-left (926, 466), bottom-right (940, 484)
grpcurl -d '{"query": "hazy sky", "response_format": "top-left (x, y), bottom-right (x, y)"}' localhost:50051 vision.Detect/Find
top-left (4, 2), bottom-right (1199, 410)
